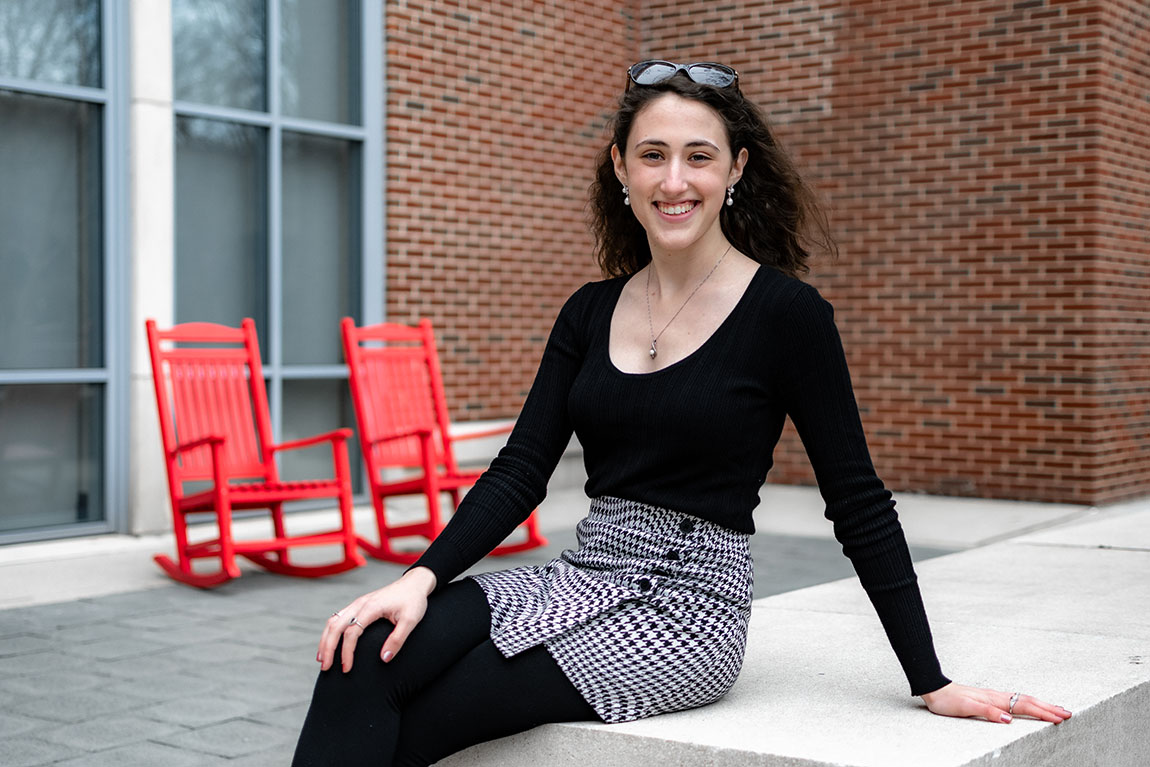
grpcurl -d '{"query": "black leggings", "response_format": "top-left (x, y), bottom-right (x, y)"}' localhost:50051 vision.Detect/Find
top-left (291, 578), bottom-right (600, 766)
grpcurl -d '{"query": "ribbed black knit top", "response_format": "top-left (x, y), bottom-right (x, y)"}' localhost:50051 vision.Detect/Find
top-left (414, 265), bottom-right (951, 696)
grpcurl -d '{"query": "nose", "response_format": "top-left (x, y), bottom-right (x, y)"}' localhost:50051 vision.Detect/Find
top-left (660, 158), bottom-right (690, 197)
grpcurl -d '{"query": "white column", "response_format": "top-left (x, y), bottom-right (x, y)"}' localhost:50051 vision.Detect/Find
top-left (128, 0), bottom-right (175, 534)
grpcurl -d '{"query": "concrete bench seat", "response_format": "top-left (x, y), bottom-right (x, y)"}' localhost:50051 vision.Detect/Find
top-left (444, 505), bottom-right (1150, 767)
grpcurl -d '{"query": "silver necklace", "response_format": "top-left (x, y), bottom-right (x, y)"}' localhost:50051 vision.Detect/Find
top-left (645, 244), bottom-right (733, 359)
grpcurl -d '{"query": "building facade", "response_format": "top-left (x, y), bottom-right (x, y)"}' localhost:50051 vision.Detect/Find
top-left (1, 0), bottom-right (1146, 544)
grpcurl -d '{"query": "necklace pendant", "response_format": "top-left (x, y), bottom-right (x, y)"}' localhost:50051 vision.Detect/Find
top-left (649, 342), bottom-right (658, 359)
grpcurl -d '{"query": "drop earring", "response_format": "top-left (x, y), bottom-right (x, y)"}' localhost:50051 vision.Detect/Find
top-left (622, 185), bottom-right (630, 206)
top-left (726, 186), bottom-right (734, 206)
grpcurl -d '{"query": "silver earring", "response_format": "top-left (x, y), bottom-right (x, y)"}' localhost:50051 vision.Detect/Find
top-left (726, 186), bottom-right (734, 206)
top-left (622, 185), bottom-right (630, 206)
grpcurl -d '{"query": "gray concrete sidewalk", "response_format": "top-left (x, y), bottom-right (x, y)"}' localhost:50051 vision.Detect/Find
top-left (0, 485), bottom-right (1110, 766)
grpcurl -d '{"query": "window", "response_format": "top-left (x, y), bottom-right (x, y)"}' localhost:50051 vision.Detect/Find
top-left (172, 0), bottom-right (378, 489)
top-left (0, 0), bottom-right (123, 540)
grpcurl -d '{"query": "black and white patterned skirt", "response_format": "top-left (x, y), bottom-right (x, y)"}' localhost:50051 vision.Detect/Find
top-left (470, 496), bottom-right (754, 724)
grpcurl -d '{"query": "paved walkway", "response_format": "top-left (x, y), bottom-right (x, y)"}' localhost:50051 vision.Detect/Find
top-left (0, 485), bottom-right (1094, 766)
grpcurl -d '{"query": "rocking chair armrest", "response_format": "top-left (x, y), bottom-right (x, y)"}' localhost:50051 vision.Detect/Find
top-left (271, 428), bottom-right (354, 454)
top-left (367, 427), bottom-right (434, 448)
top-left (170, 435), bottom-right (225, 456)
top-left (448, 423), bottom-right (514, 442)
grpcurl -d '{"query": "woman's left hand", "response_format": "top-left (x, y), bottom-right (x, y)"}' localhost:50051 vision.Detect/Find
top-left (921, 682), bottom-right (1071, 724)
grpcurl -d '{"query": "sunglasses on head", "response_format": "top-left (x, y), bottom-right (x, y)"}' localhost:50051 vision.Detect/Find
top-left (626, 60), bottom-right (740, 91)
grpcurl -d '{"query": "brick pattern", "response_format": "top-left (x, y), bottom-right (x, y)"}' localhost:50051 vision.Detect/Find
top-left (637, 0), bottom-right (1149, 505)
top-left (385, 0), bottom-right (633, 416)
top-left (385, 1), bottom-right (1148, 505)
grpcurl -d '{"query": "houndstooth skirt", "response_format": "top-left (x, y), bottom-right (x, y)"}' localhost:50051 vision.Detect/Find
top-left (469, 496), bottom-right (754, 724)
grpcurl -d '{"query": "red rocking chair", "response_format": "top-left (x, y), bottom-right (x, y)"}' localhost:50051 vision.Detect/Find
top-left (341, 317), bottom-right (548, 564)
top-left (146, 318), bottom-right (364, 587)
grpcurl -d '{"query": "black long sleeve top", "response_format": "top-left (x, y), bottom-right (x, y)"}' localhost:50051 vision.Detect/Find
top-left (413, 265), bottom-right (951, 696)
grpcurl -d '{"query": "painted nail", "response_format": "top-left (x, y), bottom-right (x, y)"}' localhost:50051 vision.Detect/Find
top-left (1001, 713), bottom-right (1012, 724)
top-left (383, 650), bottom-right (394, 662)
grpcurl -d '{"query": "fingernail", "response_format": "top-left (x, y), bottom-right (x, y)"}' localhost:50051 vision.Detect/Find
top-left (383, 650), bottom-right (393, 662)
top-left (1001, 713), bottom-right (1012, 724)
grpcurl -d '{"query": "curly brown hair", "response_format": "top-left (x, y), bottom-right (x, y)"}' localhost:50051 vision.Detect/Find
top-left (588, 72), bottom-right (835, 278)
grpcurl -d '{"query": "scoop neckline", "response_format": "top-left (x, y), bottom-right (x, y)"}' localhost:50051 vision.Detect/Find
top-left (605, 265), bottom-right (763, 378)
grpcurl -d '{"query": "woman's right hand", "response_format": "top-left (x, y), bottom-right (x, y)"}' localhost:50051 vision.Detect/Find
top-left (317, 566), bottom-right (438, 673)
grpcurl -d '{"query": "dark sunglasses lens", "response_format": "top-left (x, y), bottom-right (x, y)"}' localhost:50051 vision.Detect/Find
top-left (630, 61), bottom-right (678, 85)
top-left (687, 64), bottom-right (736, 87)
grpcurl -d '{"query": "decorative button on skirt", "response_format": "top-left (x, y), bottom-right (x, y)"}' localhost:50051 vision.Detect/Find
top-left (470, 496), bottom-right (754, 724)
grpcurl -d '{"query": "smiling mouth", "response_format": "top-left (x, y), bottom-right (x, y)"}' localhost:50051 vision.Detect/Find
top-left (656, 201), bottom-right (698, 216)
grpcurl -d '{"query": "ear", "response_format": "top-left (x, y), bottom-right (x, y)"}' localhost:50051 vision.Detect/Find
top-left (611, 144), bottom-right (627, 186)
top-left (728, 147), bottom-right (749, 187)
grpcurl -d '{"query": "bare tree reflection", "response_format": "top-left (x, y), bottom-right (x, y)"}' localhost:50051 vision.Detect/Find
top-left (0, 0), bottom-right (101, 87)
top-left (173, 0), bottom-right (266, 111)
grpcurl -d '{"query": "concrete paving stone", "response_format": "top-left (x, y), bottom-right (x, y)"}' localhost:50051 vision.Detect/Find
top-left (120, 619), bottom-right (235, 647)
top-left (156, 718), bottom-right (297, 758)
top-left (51, 740), bottom-right (230, 767)
top-left (78, 588), bottom-right (192, 614)
top-left (15, 687), bottom-right (153, 723)
top-left (247, 701), bottom-right (309, 731)
top-left (14, 599), bottom-right (129, 627)
top-left (142, 693), bottom-right (268, 727)
top-left (0, 649), bottom-right (78, 677)
top-left (0, 712), bottom-right (57, 738)
top-left (0, 633), bottom-right (52, 656)
top-left (116, 607), bottom-right (229, 634)
top-left (99, 670), bottom-right (222, 702)
top-left (166, 639), bottom-right (268, 665)
top-left (56, 635), bottom-right (171, 661)
top-left (0, 736), bottom-right (83, 767)
top-left (50, 620), bottom-right (137, 644)
top-left (234, 622), bottom-right (319, 651)
top-left (0, 614), bottom-right (42, 636)
top-left (37, 713), bottom-right (187, 751)
top-left (0, 668), bottom-right (112, 697)
top-left (225, 740), bottom-right (299, 766)
top-left (96, 649), bottom-right (199, 679)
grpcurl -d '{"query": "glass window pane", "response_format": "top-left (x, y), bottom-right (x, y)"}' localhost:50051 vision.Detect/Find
top-left (0, 384), bottom-right (104, 533)
top-left (0, 0), bottom-right (101, 87)
top-left (175, 117), bottom-right (268, 331)
top-left (282, 132), bottom-right (359, 365)
top-left (281, 0), bottom-right (360, 124)
top-left (280, 379), bottom-right (360, 492)
top-left (173, 0), bottom-right (266, 111)
top-left (0, 91), bottom-right (103, 369)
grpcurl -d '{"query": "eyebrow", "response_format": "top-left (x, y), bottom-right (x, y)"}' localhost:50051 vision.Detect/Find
top-left (634, 138), bottom-right (722, 151)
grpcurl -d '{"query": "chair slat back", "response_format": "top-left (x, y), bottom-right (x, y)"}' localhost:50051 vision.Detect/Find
top-left (342, 318), bottom-right (454, 473)
top-left (147, 319), bottom-right (275, 491)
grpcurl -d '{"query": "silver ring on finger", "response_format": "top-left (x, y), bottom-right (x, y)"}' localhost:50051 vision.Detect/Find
top-left (1009, 692), bottom-right (1020, 714)
top-left (332, 611), bottom-right (343, 618)
top-left (348, 616), bottom-right (361, 627)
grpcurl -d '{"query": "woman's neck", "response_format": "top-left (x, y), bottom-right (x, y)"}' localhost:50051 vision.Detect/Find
top-left (647, 236), bottom-right (733, 295)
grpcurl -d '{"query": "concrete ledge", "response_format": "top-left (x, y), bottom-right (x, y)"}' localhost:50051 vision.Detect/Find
top-left (443, 504), bottom-right (1150, 767)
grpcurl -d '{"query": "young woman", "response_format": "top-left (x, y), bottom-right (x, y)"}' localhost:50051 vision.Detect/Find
top-left (292, 61), bottom-right (1070, 767)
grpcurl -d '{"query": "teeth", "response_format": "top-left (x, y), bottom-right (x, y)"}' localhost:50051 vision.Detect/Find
top-left (658, 202), bottom-right (694, 215)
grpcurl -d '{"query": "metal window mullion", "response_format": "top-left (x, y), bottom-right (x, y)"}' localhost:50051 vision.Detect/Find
top-left (0, 370), bottom-right (110, 384)
top-left (0, 76), bottom-right (108, 104)
top-left (102, 0), bottom-right (129, 535)
top-left (280, 365), bottom-right (350, 380)
top-left (279, 115), bottom-right (366, 141)
top-left (364, 0), bottom-right (385, 325)
top-left (267, 0), bottom-right (283, 436)
top-left (171, 100), bottom-right (273, 127)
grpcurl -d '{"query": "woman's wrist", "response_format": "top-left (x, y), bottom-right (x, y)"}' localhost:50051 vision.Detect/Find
top-left (401, 565), bottom-right (438, 596)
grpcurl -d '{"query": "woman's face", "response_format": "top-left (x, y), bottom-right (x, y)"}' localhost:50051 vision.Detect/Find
top-left (612, 93), bottom-right (747, 258)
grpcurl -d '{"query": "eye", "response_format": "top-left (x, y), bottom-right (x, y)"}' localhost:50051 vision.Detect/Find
top-left (689, 152), bottom-right (713, 163)
top-left (640, 150), bottom-right (664, 161)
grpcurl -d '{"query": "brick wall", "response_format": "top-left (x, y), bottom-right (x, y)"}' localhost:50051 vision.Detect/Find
top-left (385, 0), bottom-right (1149, 505)
top-left (385, 0), bottom-right (634, 416)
